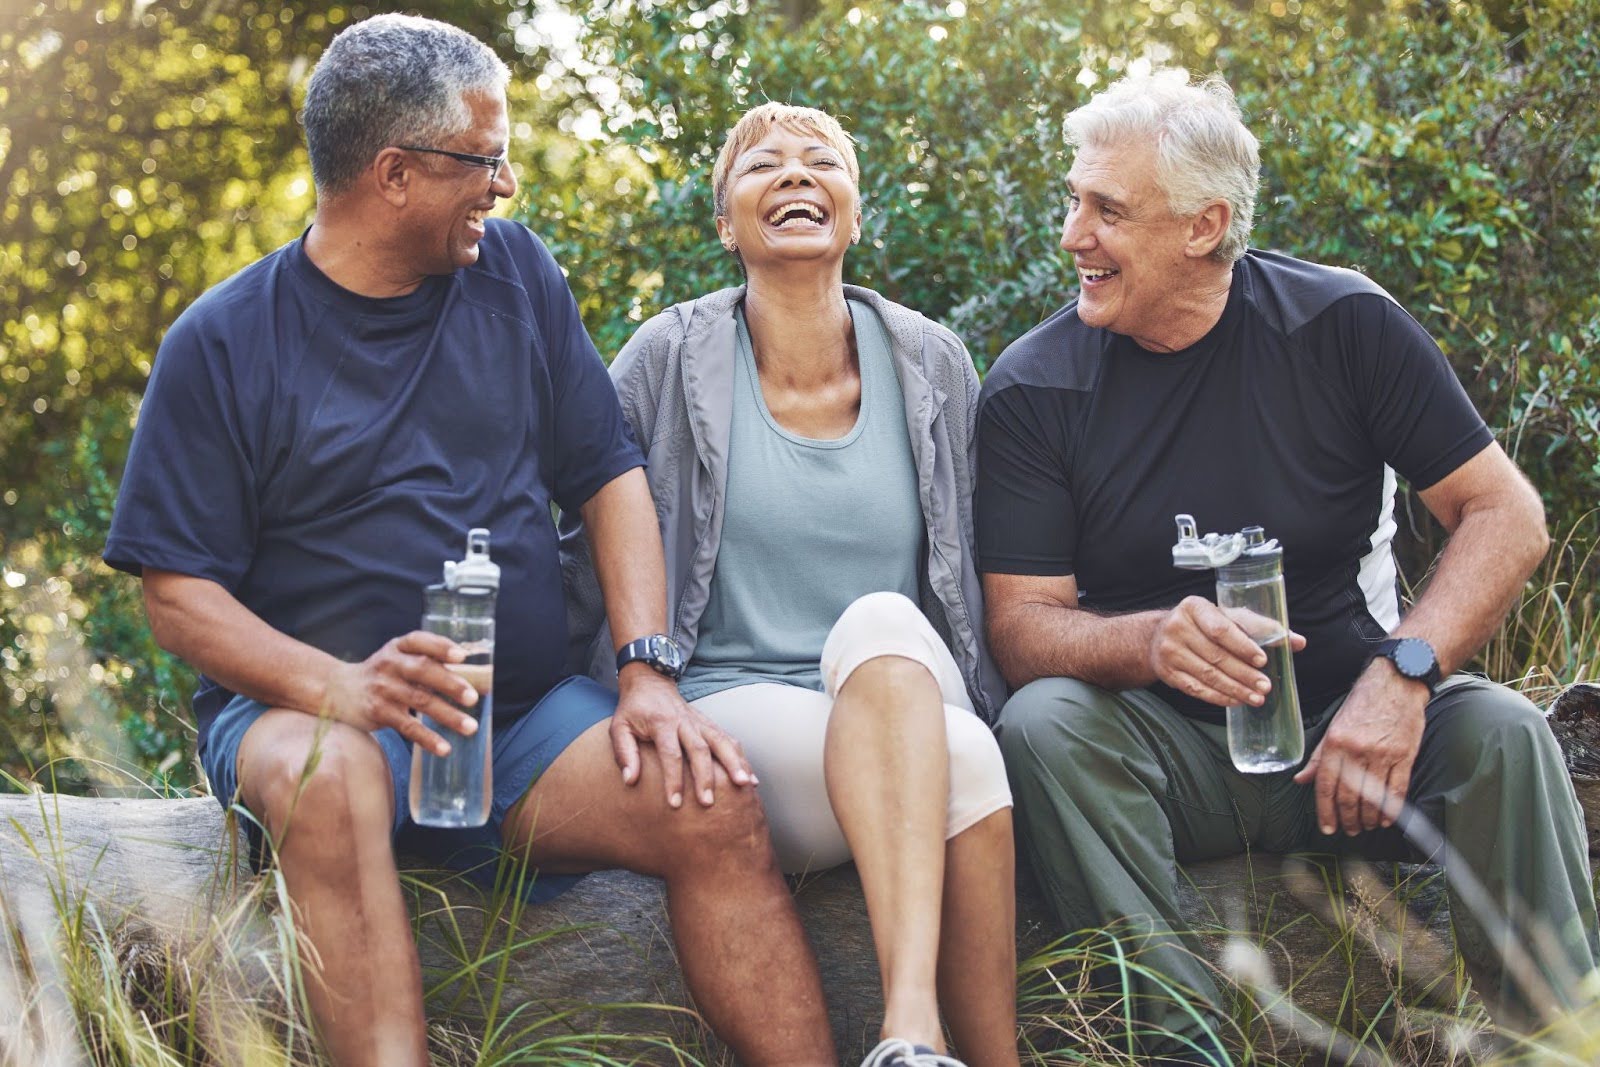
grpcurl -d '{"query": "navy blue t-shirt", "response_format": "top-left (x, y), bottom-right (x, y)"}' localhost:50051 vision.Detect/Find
top-left (105, 219), bottom-right (643, 742)
top-left (977, 251), bottom-right (1493, 722)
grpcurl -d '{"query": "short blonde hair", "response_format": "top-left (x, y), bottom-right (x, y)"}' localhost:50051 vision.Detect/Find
top-left (711, 102), bottom-right (860, 220)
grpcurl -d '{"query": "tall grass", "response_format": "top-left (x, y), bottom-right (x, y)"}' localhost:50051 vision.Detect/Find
top-left (0, 796), bottom-right (714, 1066)
top-left (2, 521), bottom-right (1597, 1065)
top-left (2, 775), bottom-right (1598, 1063)
top-left (1478, 514), bottom-right (1600, 704)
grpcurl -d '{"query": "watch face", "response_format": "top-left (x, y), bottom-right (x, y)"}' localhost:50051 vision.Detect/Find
top-left (1391, 638), bottom-right (1437, 679)
top-left (652, 636), bottom-right (685, 673)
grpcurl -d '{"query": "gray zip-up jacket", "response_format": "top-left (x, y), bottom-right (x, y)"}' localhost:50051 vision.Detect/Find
top-left (560, 284), bottom-right (1005, 723)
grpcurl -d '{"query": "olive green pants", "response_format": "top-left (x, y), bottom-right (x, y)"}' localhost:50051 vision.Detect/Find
top-left (999, 674), bottom-right (1599, 1052)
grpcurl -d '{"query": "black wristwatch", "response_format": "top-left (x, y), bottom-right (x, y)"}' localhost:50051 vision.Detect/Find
top-left (1371, 637), bottom-right (1441, 693)
top-left (616, 634), bottom-right (686, 680)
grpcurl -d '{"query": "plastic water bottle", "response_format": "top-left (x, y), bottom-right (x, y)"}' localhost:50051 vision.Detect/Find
top-left (410, 528), bottom-right (498, 827)
top-left (1172, 515), bottom-right (1305, 773)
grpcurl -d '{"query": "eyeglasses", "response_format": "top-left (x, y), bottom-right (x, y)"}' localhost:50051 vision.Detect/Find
top-left (396, 145), bottom-right (509, 180)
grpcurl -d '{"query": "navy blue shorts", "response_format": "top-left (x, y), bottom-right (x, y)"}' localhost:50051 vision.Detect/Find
top-left (198, 675), bottom-right (616, 903)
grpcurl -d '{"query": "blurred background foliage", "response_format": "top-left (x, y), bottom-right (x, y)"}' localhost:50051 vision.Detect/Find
top-left (2, 0), bottom-right (1597, 793)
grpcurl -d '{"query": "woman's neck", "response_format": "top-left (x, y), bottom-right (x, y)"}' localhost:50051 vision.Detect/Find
top-left (741, 267), bottom-right (854, 387)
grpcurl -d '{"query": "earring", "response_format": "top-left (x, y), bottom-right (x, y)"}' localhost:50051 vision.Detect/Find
top-left (725, 241), bottom-right (738, 253)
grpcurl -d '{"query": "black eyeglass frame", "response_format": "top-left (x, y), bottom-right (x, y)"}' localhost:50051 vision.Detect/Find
top-left (395, 144), bottom-right (509, 177)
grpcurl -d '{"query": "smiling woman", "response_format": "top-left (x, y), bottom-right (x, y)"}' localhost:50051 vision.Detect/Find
top-left (562, 102), bottom-right (1020, 1067)
top-left (709, 103), bottom-right (862, 279)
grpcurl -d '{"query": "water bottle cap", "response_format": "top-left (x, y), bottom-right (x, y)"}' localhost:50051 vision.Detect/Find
top-left (1171, 514), bottom-right (1280, 569)
top-left (443, 528), bottom-right (500, 592)
top-left (1242, 537), bottom-right (1283, 561)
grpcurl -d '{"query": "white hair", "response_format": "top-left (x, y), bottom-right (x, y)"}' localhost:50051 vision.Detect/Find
top-left (1064, 70), bottom-right (1260, 263)
top-left (302, 14), bottom-right (510, 196)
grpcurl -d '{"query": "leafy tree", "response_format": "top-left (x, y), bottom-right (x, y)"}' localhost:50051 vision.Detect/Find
top-left (2, 0), bottom-right (337, 788)
top-left (527, 0), bottom-right (1598, 679)
top-left (1215, 0), bottom-right (1600, 538)
top-left (0, 0), bottom-right (582, 789)
top-left (3, 0), bottom-right (1596, 789)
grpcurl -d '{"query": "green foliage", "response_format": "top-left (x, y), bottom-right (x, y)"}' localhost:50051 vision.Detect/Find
top-left (533, 0), bottom-right (1599, 505)
top-left (534, 0), bottom-right (1112, 367)
top-left (1212, 0), bottom-right (1600, 541)
top-left (3, 0), bottom-right (1599, 788)
top-left (528, 0), bottom-right (1600, 655)
top-left (0, 0), bottom-right (585, 788)
top-left (0, 402), bottom-right (198, 794)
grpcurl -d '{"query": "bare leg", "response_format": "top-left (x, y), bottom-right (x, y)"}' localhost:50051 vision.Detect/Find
top-left (825, 655), bottom-right (949, 1050)
top-left (937, 810), bottom-right (1019, 1067)
top-left (502, 721), bottom-right (835, 1066)
top-left (238, 711), bottom-right (427, 1067)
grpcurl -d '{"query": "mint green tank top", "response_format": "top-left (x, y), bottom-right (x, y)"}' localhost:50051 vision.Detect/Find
top-left (679, 300), bottom-right (923, 702)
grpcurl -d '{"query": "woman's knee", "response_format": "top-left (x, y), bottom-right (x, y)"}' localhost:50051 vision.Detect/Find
top-left (823, 592), bottom-right (941, 687)
top-left (944, 708), bottom-right (1013, 835)
top-left (832, 590), bottom-right (924, 638)
top-left (843, 652), bottom-right (942, 700)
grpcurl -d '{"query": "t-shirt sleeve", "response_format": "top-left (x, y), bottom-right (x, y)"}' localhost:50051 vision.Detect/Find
top-left (975, 382), bottom-right (1077, 575)
top-left (103, 310), bottom-right (259, 585)
top-left (1323, 293), bottom-right (1493, 490)
top-left (525, 235), bottom-right (645, 513)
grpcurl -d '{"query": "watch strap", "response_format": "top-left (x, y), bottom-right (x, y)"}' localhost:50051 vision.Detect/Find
top-left (616, 634), bottom-right (685, 680)
top-left (1372, 637), bottom-right (1442, 692)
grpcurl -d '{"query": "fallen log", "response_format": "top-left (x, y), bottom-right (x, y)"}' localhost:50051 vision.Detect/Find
top-left (1550, 682), bottom-right (1600, 854)
top-left (0, 791), bottom-right (1488, 1063)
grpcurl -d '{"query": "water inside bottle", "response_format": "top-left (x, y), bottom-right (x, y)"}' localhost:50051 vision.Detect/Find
top-left (409, 647), bottom-right (493, 827)
top-left (1226, 629), bottom-right (1305, 773)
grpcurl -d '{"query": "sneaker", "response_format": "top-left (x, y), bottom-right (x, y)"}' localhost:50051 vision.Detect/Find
top-left (859, 1038), bottom-right (967, 1067)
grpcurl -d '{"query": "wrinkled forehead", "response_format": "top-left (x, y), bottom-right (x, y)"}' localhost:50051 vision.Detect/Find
top-left (1068, 138), bottom-right (1158, 198)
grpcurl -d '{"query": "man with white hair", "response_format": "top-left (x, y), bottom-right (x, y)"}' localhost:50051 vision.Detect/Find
top-left (105, 15), bottom-right (835, 1066)
top-left (976, 70), bottom-right (1596, 1064)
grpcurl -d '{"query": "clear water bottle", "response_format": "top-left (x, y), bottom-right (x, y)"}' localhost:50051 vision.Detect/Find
top-left (410, 528), bottom-right (498, 827)
top-left (1172, 515), bottom-right (1304, 773)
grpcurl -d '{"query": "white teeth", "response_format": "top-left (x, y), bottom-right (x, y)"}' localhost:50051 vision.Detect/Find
top-left (765, 202), bottom-right (826, 226)
top-left (1080, 267), bottom-right (1118, 280)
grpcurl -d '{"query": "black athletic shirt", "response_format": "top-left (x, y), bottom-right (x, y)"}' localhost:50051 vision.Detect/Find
top-left (976, 250), bottom-right (1493, 722)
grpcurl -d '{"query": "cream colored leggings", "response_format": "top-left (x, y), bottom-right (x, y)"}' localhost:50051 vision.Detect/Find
top-left (690, 591), bottom-right (1013, 875)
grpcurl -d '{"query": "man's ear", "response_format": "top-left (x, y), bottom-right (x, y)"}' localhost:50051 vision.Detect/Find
top-left (372, 147), bottom-right (412, 207)
top-left (1185, 200), bottom-right (1231, 259)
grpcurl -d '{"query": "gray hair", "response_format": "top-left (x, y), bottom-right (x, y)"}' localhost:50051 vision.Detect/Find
top-left (302, 14), bottom-right (510, 196)
top-left (1064, 70), bottom-right (1260, 263)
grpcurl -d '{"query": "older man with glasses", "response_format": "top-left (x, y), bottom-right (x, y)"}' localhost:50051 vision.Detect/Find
top-left (105, 14), bottom-right (836, 1067)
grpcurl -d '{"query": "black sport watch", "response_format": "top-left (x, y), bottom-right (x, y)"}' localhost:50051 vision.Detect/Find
top-left (1372, 637), bottom-right (1441, 693)
top-left (616, 634), bottom-right (686, 680)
